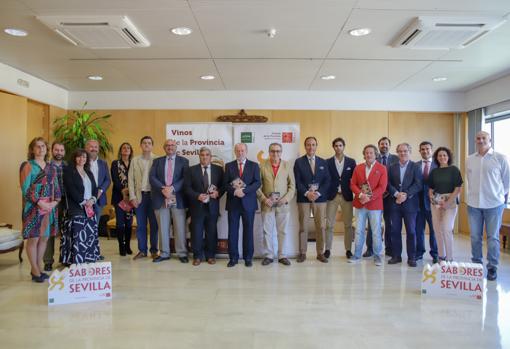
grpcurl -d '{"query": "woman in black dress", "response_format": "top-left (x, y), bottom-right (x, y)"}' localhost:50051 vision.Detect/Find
top-left (111, 142), bottom-right (134, 256)
top-left (60, 149), bottom-right (99, 264)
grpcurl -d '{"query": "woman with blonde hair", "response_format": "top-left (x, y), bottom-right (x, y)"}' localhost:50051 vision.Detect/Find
top-left (20, 137), bottom-right (61, 282)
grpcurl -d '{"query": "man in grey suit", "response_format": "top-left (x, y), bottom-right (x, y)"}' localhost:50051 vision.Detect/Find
top-left (150, 139), bottom-right (190, 263)
top-left (364, 137), bottom-right (399, 257)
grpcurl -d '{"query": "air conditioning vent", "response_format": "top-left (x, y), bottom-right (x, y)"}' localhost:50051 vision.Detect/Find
top-left (390, 16), bottom-right (506, 50)
top-left (37, 15), bottom-right (150, 49)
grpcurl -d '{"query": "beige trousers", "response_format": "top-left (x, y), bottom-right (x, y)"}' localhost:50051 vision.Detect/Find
top-left (261, 210), bottom-right (290, 259)
top-left (431, 204), bottom-right (458, 261)
top-left (298, 202), bottom-right (327, 255)
top-left (325, 193), bottom-right (354, 252)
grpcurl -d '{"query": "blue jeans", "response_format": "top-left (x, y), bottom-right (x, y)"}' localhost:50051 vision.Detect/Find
top-left (468, 204), bottom-right (504, 270)
top-left (354, 208), bottom-right (383, 259)
top-left (135, 192), bottom-right (159, 255)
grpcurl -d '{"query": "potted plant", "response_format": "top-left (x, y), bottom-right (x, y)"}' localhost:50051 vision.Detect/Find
top-left (53, 102), bottom-right (113, 159)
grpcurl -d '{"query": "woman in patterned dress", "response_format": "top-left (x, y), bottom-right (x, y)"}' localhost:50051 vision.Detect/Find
top-left (20, 137), bottom-right (61, 283)
top-left (111, 142), bottom-right (134, 256)
top-left (60, 149), bottom-right (100, 264)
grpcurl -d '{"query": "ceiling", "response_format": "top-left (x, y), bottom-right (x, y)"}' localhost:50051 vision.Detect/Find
top-left (1, 0), bottom-right (510, 92)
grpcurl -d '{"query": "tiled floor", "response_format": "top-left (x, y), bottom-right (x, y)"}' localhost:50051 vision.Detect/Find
top-left (0, 234), bottom-right (508, 349)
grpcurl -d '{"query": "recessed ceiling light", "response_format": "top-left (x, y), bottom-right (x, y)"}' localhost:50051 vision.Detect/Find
top-left (349, 28), bottom-right (371, 37)
top-left (200, 75), bottom-right (215, 80)
top-left (88, 75), bottom-right (103, 81)
top-left (321, 75), bottom-right (336, 80)
top-left (171, 27), bottom-right (192, 36)
top-left (432, 76), bottom-right (448, 82)
top-left (4, 28), bottom-right (28, 37)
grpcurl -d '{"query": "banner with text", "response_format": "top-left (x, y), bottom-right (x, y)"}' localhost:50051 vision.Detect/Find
top-left (166, 123), bottom-right (233, 251)
top-left (233, 123), bottom-right (300, 257)
top-left (48, 262), bottom-right (112, 306)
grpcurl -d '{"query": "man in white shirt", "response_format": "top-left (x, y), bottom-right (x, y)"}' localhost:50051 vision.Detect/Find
top-left (466, 131), bottom-right (510, 281)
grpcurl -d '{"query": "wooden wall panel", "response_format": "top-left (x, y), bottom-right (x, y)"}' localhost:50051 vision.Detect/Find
top-left (0, 92), bottom-right (27, 230)
top-left (26, 99), bottom-right (49, 142)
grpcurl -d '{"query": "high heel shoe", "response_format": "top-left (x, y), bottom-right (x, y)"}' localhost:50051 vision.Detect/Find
top-left (30, 272), bottom-right (45, 283)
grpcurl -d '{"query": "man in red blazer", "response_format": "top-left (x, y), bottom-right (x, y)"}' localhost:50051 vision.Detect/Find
top-left (348, 144), bottom-right (388, 266)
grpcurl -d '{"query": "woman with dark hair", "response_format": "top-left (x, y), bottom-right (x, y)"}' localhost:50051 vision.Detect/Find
top-left (20, 137), bottom-right (61, 282)
top-left (111, 142), bottom-right (134, 255)
top-left (60, 149), bottom-right (100, 264)
top-left (428, 147), bottom-right (463, 262)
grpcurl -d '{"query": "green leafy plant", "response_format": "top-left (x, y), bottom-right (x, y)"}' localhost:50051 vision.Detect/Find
top-left (53, 102), bottom-right (113, 159)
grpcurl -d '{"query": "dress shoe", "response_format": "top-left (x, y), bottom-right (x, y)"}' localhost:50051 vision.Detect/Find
top-left (207, 258), bottom-right (216, 265)
top-left (30, 273), bottom-right (45, 283)
top-left (278, 258), bottom-right (291, 266)
top-left (44, 263), bottom-right (52, 272)
top-left (179, 256), bottom-right (189, 263)
top-left (192, 259), bottom-right (201, 266)
top-left (227, 260), bottom-right (238, 268)
top-left (432, 257), bottom-right (439, 264)
top-left (408, 260), bottom-right (417, 267)
top-left (151, 252), bottom-right (159, 259)
top-left (362, 250), bottom-right (373, 258)
top-left (487, 268), bottom-right (497, 281)
top-left (153, 256), bottom-right (170, 263)
top-left (316, 254), bottom-right (328, 263)
top-left (388, 257), bottom-right (402, 265)
top-left (119, 244), bottom-right (126, 256)
top-left (346, 250), bottom-right (353, 259)
top-left (415, 255), bottom-right (423, 261)
top-left (245, 260), bottom-right (253, 267)
top-left (98, 255), bottom-right (105, 261)
top-left (133, 252), bottom-right (147, 260)
top-left (261, 257), bottom-right (273, 266)
top-left (323, 250), bottom-right (331, 259)
top-left (296, 253), bottom-right (306, 263)
top-left (126, 246), bottom-right (133, 255)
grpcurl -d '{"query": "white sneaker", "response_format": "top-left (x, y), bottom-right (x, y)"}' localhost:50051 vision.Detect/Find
top-left (374, 256), bottom-right (383, 266)
top-left (348, 257), bottom-right (360, 264)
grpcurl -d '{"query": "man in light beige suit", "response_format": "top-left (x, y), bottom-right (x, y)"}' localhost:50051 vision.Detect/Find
top-left (128, 136), bottom-right (159, 260)
top-left (257, 143), bottom-right (295, 266)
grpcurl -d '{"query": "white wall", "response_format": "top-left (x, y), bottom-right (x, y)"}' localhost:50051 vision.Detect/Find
top-left (0, 62), bottom-right (67, 108)
top-left (465, 73), bottom-right (510, 111)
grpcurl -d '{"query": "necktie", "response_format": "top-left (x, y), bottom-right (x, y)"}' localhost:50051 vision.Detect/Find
top-left (423, 161), bottom-right (430, 180)
top-left (166, 157), bottom-right (173, 186)
top-left (238, 161), bottom-right (243, 177)
top-left (382, 155), bottom-right (387, 166)
top-left (309, 157), bottom-right (315, 175)
top-left (203, 166), bottom-right (209, 190)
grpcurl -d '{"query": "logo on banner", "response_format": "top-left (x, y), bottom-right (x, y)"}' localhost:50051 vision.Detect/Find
top-left (282, 132), bottom-right (294, 143)
top-left (241, 132), bottom-right (253, 143)
top-left (48, 262), bottom-right (113, 305)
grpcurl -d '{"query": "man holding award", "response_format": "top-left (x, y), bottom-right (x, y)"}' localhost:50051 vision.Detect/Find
top-left (184, 147), bottom-right (224, 266)
top-left (349, 144), bottom-right (388, 266)
top-left (224, 143), bottom-right (261, 267)
top-left (257, 143), bottom-right (295, 266)
top-left (293, 137), bottom-right (331, 263)
top-left (150, 139), bottom-right (190, 263)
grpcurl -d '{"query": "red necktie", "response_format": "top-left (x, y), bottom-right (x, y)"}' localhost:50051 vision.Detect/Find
top-left (238, 162), bottom-right (243, 177)
top-left (423, 161), bottom-right (430, 180)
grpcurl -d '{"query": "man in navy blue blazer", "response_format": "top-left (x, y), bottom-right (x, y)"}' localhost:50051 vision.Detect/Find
top-left (365, 137), bottom-right (399, 258)
top-left (387, 143), bottom-right (422, 267)
top-left (325, 137), bottom-right (356, 259)
top-left (416, 141), bottom-right (438, 263)
top-left (86, 139), bottom-right (111, 260)
top-left (294, 136), bottom-right (331, 263)
top-left (224, 143), bottom-right (261, 267)
top-left (150, 139), bottom-right (190, 263)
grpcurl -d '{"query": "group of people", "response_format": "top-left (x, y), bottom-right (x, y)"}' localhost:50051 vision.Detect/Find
top-left (19, 130), bottom-right (508, 283)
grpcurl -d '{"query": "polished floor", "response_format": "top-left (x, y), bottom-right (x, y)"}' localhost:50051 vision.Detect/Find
top-left (0, 234), bottom-right (509, 349)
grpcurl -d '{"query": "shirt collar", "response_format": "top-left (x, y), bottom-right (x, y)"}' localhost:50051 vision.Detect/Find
top-left (475, 148), bottom-right (494, 157)
top-left (399, 160), bottom-right (409, 168)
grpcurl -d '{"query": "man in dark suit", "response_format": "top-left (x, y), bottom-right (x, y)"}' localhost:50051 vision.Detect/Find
top-left (416, 141), bottom-right (438, 263)
top-left (364, 136), bottom-right (399, 257)
top-left (325, 137), bottom-right (356, 259)
top-left (150, 139), bottom-right (190, 263)
top-left (224, 143), bottom-right (261, 267)
top-left (85, 139), bottom-right (111, 260)
top-left (387, 143), bottom-right (422, 267)
top-left (294, 136), bottom-right (331, 263)
top-left (184, 146), bottom-right (224, 266)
